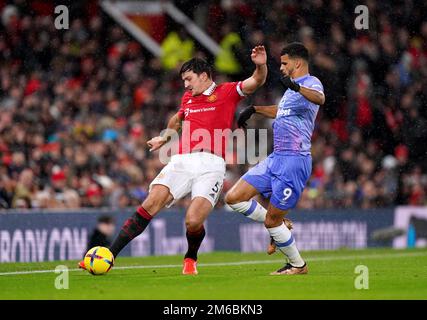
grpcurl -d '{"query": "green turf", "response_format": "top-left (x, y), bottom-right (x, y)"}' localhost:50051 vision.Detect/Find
top-left (0, 248), bottom-right (426, 300)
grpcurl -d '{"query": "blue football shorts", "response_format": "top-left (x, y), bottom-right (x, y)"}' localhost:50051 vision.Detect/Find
top-left (242, 152), bottom-right (312, 211)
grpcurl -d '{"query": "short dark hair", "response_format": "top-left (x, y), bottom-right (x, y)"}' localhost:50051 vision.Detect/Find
top-left (97, 215), bottom-right (115, 224)
top-left (281, 42), bottom-right (309, 61)
top-left (180, 58), bottom-right (212, 78)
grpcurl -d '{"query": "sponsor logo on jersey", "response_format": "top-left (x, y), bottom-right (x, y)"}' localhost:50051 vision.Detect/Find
top-left (184, 106), bottom-right (216, 118)
top-left (277, 108), bottom-right (291, 117)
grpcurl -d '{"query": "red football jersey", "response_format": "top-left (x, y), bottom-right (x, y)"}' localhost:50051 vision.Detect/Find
top-left (177, 81), bottom-right (245, 158)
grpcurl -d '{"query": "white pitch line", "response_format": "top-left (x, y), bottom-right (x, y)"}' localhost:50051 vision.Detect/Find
top-left (0, 251), bottom-right (425, 277)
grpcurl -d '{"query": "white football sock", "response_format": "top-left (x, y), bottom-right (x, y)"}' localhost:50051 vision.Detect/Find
top-left (228, 199), bottom-right (266, 222)
top-left (267, 223), bottom-right (305, 267)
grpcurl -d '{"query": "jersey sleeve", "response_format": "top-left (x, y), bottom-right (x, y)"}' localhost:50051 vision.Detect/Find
top-left (304, 77), bottom-right (324, 94)
top-left (224, 81), bottom-right (246, 106)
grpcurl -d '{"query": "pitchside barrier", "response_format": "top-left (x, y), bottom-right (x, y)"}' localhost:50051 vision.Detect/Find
top-left (0, 206), bottom-right (425, 263)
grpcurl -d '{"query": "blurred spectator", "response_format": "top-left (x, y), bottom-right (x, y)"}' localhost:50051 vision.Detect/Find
top-left (85, 183), bottom-right (104, 208)
top-left (214, 23), bottom-right (243, 76)
top-left (161, 28), bottom-right (194, 70)
top-left (87, 215), bottom-right (116, 250)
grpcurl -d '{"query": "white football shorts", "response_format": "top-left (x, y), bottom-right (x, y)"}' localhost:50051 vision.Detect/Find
top-left (149, 152), bottom-right (226, 207)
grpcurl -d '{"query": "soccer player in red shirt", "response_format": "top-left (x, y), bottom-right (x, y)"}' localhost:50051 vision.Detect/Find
top-left (79, 46), bottom-right (267, 275)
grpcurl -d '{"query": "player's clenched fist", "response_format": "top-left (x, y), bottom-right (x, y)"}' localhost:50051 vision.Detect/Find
top-left (251, 45), bottom-right (267, 66)
top-left (147, 136), bottom-right (167, 152)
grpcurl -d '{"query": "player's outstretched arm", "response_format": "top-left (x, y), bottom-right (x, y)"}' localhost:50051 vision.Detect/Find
top-left (241, 45), bottom-right (268, 95)
top-left (254, 105), bottom-right (278, 119)
top-left (237, 104), bottom-right (277, 128)
top-left (147, 112), bottom-right (182, 152)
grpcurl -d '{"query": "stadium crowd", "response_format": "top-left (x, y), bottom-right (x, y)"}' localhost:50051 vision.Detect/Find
top-left (0, 0), bottom-right (426, 210)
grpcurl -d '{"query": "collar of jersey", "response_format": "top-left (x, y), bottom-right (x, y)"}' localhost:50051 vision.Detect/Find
top-left (292, 73), bottom-right (310, 83)
top-left (202, 82), bottom-right (217, 96)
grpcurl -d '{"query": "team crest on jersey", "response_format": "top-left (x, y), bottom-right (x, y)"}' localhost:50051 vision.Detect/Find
top-left (207, 94), bottom-right (217, 102)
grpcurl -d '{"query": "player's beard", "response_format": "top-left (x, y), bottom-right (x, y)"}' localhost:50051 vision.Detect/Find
top-left (284, 68), bottom-right (294, 78)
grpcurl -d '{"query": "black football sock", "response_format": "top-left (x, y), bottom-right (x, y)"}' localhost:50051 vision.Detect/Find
top-left (109, 206), bottom-right (152, 258)
top-left (184, 226), bottom-right (206, 261)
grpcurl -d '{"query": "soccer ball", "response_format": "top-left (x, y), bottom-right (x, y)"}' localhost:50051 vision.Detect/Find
top-left (83, 246), bottom-right (114, 275)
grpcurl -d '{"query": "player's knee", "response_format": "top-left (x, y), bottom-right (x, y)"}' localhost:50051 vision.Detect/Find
top-left (224, 189), bottom-right (243, 205)
top-left (185, 218), bottom-right (203, 233)
top-left (224, 191), bottom-right (234, 205)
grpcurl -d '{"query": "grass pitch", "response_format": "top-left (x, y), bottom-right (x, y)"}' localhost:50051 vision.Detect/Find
top-left (0, 248), bottom-right (426, 300)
